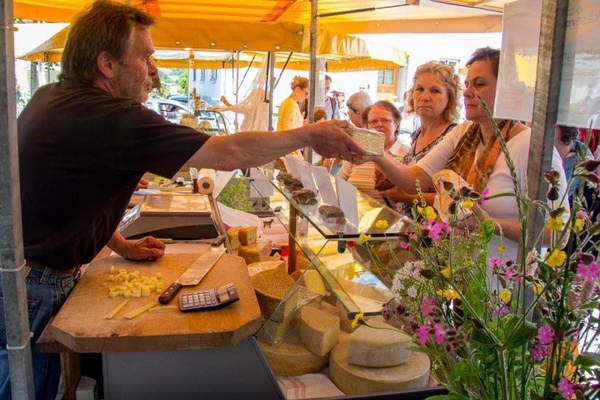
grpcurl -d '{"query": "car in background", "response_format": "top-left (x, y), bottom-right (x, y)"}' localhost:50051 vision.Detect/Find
top-left (146, 98), bottom-right (232, 135)
top-left (146, 98), bottom-right (191, 124)
top-left (166, 94), bottom-right (218, 107)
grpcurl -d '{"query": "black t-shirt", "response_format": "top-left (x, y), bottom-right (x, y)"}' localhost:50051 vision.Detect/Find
top-left (17, 81), bottom-right (209, 268)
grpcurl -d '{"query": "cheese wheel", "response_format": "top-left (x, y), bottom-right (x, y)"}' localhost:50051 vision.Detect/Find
top-left (347, 317), bottom-right (412, 367)
top-left (329, 337), bottom-right (430, 395)
top-left (239, 226), bottom-right (258, 245)
top-left (252, 266), bottom-right (297, 322)
top-left (259, 332), bottom-right (328, 376)
top-left (238, 240), bottom-right (272, 264)
top-left (298, 306), bottom-right (340, 356)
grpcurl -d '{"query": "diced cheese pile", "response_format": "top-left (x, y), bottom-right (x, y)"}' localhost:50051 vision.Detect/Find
top-left (106, 266), bottom-right (164, 298)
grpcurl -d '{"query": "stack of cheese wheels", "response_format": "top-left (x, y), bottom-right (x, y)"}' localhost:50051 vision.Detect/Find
top-left (329, 317), bottom-right (430, 395)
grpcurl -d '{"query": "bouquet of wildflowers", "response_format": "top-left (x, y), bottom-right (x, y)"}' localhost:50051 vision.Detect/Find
top-left (354, 133), bottom-right (600, 399)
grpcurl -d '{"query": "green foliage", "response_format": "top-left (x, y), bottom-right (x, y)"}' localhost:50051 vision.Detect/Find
top-left (216, 176), bottom-right (254, 212)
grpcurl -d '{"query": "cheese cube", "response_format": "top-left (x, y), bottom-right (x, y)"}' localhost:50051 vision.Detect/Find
top-left (239, 226), bottom-right (257, 245)
top-left (298, 306), bottom-right (340, 356)
top-left (226, 226), bottom-right (242, 250)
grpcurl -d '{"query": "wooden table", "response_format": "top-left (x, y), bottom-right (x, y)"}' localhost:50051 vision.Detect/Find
top-left (43, 252), bottom-right (264, 399)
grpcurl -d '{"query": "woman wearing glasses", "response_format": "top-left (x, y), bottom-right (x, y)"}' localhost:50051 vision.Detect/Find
top-left (377, 61), bottom-right (461, 213)
top-left (277, 76), bottom-right (309, 131)
top-left (336, 100), bottom-right (405, 203)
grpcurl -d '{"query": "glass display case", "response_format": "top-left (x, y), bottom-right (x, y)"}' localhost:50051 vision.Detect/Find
top-left (247, 167), bottom-right (444, 399)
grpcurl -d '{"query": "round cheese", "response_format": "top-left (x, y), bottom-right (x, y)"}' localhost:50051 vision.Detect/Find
top-left (329, 337), bottom-right (430, 395)
top-left (298, 306), bottom-right (340, 356)
top-left (347, 317), bottom-right (412, 367)
top-left (259, 332), bottom-right (328, 376)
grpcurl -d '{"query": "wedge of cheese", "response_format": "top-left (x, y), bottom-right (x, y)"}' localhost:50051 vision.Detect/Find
top-left (239, 226), bottom-right (257, 245)
top-left (226, 226), bottom-right (242, 250)
top-left (329, 336), bottom-right (430, 395)
top-left (300, 269), bottom-right (327, 295)
top-left (238, 240), bottom-right (272, 264)
top-left (347, 317), bottom-right (412, 367)
top-left (252, 266), bottom-right (297, 322)
top-left (298, 306), bottom-right (340, 356)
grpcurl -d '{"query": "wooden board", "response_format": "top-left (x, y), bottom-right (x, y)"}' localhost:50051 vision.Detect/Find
top-left (49, 253), bottom-right (262, 353)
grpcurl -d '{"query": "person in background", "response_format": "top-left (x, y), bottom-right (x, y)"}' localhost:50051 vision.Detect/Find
top-left (337, 100), bottom-right (405, 204)
top-left (345, 91), bottom-right (373, 128)
top-left (323, 75), bottom-right (340, 120)
top-left (333, 91), bottom-right (348, 120)
top-left (362, 47), bottom-right (568, 265)
top-left (377, 61), bottom-right (461, 213)
top-left (277, 76), bottom-right (309, 131)
top-left (314, 109), bottom-right (327, 123)
top-left (2, 2), bottom-right (365, 399)
top-left (554, 124), bottom-right (593, 199)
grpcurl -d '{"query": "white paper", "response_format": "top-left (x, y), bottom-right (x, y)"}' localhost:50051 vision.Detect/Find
top-left (312, 165), bottom-right (338, 206)
top-left (213, 170), bottom-right (235, 198)
top-left (283, 155), bottom-right (300, 177)
top-left (295, 161), bottom-right (318, 192)
top-left (335, 176), bottom-right (359, 226)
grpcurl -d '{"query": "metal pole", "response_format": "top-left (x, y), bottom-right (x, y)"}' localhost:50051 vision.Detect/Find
top-left (526, 0), bottom-right (568, 253)
top-left (0, 0), bottom-right (35, 398)
top-left (305, 0), bottom-right (318, 163)
top-left (268, 52), bottom-right (275, 132)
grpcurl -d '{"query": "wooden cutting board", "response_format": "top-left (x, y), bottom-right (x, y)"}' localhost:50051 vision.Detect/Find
top-left (49, 253), bottom-right (262, 353)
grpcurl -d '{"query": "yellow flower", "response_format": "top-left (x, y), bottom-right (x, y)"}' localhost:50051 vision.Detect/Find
top-left (573, 218), bottom-right (585, 233)
top-left (545, 248), bottom-right (567, 268)
top-left (532, 284), bottom-right (543, 295)
top-left (462, 199), bottom-right (474, 210)
top-left (344, 263), bottom-right (360, 280)
top-left (497, 245), bottom-right (506, 254)
top-left (375, 219), bottom-right (389, 229)
top-left (357, 234), bottom-right (371, 245)
top-left (351, 312), bottom-right (365, 328)
top-left (436, 288), bottom-right (460, 300)
top-left (440, 267), bottom-right (452, 279)
top-left (417, 206), bottom-right (438, 220)
top-left (545, 216), bottom-right (564, 231)
top-left (499, 288), bottom-right (512, 303)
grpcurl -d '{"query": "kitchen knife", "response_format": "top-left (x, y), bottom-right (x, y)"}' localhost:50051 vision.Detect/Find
top-left (158, 246), bottom-right (226, 304)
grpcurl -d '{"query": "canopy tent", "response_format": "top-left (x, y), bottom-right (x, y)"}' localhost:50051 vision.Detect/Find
top-left (14, 0), bottom-right (510, 34)
top-left (20, 25), bottom-right (406, 72)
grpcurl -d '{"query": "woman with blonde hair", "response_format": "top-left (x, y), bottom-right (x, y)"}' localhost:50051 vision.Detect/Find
top-left (378, 60), bottom-right (461, 211)
top-left (277, 76), bottom-right (309, 131)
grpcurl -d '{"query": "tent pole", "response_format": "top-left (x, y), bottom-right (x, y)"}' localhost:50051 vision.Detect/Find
top-left (268, 52), bottom-right (275, 131)
top-left (0, 0), bottom-right (35, 398)
top-left (306, 0), bottom-right (318, 163)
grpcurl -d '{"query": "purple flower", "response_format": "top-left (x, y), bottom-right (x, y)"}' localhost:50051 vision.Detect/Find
top-left (434, 323), bottom-right (445, 344)
top-left (479, 187), bottom-right (491, 205)
top-left (488, 257), bottom-right (501, 271)
top-left (558, 377), bottom-right (575, 399)
top-left (429, 222), bottom-right (449, 241)
top-left (416, 324), bottom-right (429, 344)
top-left (529, 344), bottom-right (548, 362)
top-left (576, 261), bottom-right (599, 282)
top-left (537, 324), bottom-right (554, 345)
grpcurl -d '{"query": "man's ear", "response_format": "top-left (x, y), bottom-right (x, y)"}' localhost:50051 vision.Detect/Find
top-left (97, 50), bottom-right (117, 79)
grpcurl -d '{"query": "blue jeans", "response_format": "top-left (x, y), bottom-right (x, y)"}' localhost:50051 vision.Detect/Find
top-left (0, 267), bottom-right (76, 400)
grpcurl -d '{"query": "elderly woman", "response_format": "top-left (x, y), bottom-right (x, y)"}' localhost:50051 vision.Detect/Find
top-left (365, 47), bottom-right (568, 262)
top-left (345, 91), bottom-right (374, 128)
top-left (336, 100), bottom-right (404, 203)
top-left (378, 61), bottom-right (461, 211)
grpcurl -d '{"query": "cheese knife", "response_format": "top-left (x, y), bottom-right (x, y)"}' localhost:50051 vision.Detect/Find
top-left (158, 246), bottom-right (226, 305)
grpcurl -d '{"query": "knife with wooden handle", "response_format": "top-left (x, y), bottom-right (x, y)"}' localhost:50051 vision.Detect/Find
top-left (158, 246), bottom-right (226, 305)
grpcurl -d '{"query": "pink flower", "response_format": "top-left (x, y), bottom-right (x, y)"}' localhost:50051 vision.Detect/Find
top-left (399, 241), bottom-right (410, 249)
top-left (416, 324), bottom-right (429, 344)
top-left (537, 324), bottom-right (554, 345)
top-left (479, 187), bottom-right (491, 204)
top-left (576, 261), bottom-right (599, 282)
top-left (529, 344), bottom-right (548, 361)
top-left (429, 222), bottom-right (450, 241)
top-left (434, 323), bottom-right (445, 344)
top-left (558, 377), bottom-right (575, 399)
top-left (420, 297), bottom-right (435, 318)
top-left (488, 257), bottom-right (501, 271)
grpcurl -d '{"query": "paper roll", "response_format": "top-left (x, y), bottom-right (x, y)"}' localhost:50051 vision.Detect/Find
top-left (195, 168), bottom-right (216, 195)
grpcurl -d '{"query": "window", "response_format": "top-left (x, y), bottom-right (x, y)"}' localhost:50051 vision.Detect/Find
top-left (440, 58), bottom-right (460, 72)
top-left (377, 70), bottom-right (394, 85)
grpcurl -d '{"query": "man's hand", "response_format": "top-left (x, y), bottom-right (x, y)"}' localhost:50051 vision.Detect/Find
top-left (108, 232), bottom-right (166, 261)
top-left (309, 120), bottom-right (367, 161)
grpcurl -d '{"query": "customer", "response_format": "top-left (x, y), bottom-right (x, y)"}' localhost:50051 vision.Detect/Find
top-left (345, 91), bottom-right (373, 128)
top-left (554, 124), bottom-right (593, 199)
top-left (337, 100), bottom-right (404, 203)
top-left (277, 76), bottom-right (309, 131)
top-left (323, 75), bottom-right (340, 120)
top-left (378, 61), bottom-right (461, 212)
top-left (1, 2), bottom-right (365, 399)
top-left (364, 47), bottom-right (568, 263)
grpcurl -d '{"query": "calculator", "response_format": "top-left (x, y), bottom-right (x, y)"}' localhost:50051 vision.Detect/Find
top-left (179, 283), bottom-right (239, 312)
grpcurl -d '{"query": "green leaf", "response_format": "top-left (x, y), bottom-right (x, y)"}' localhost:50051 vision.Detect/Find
top-left (504, 316), bottom-right (537, 349)
top-left (574, 352), bottom-right (600, 368)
